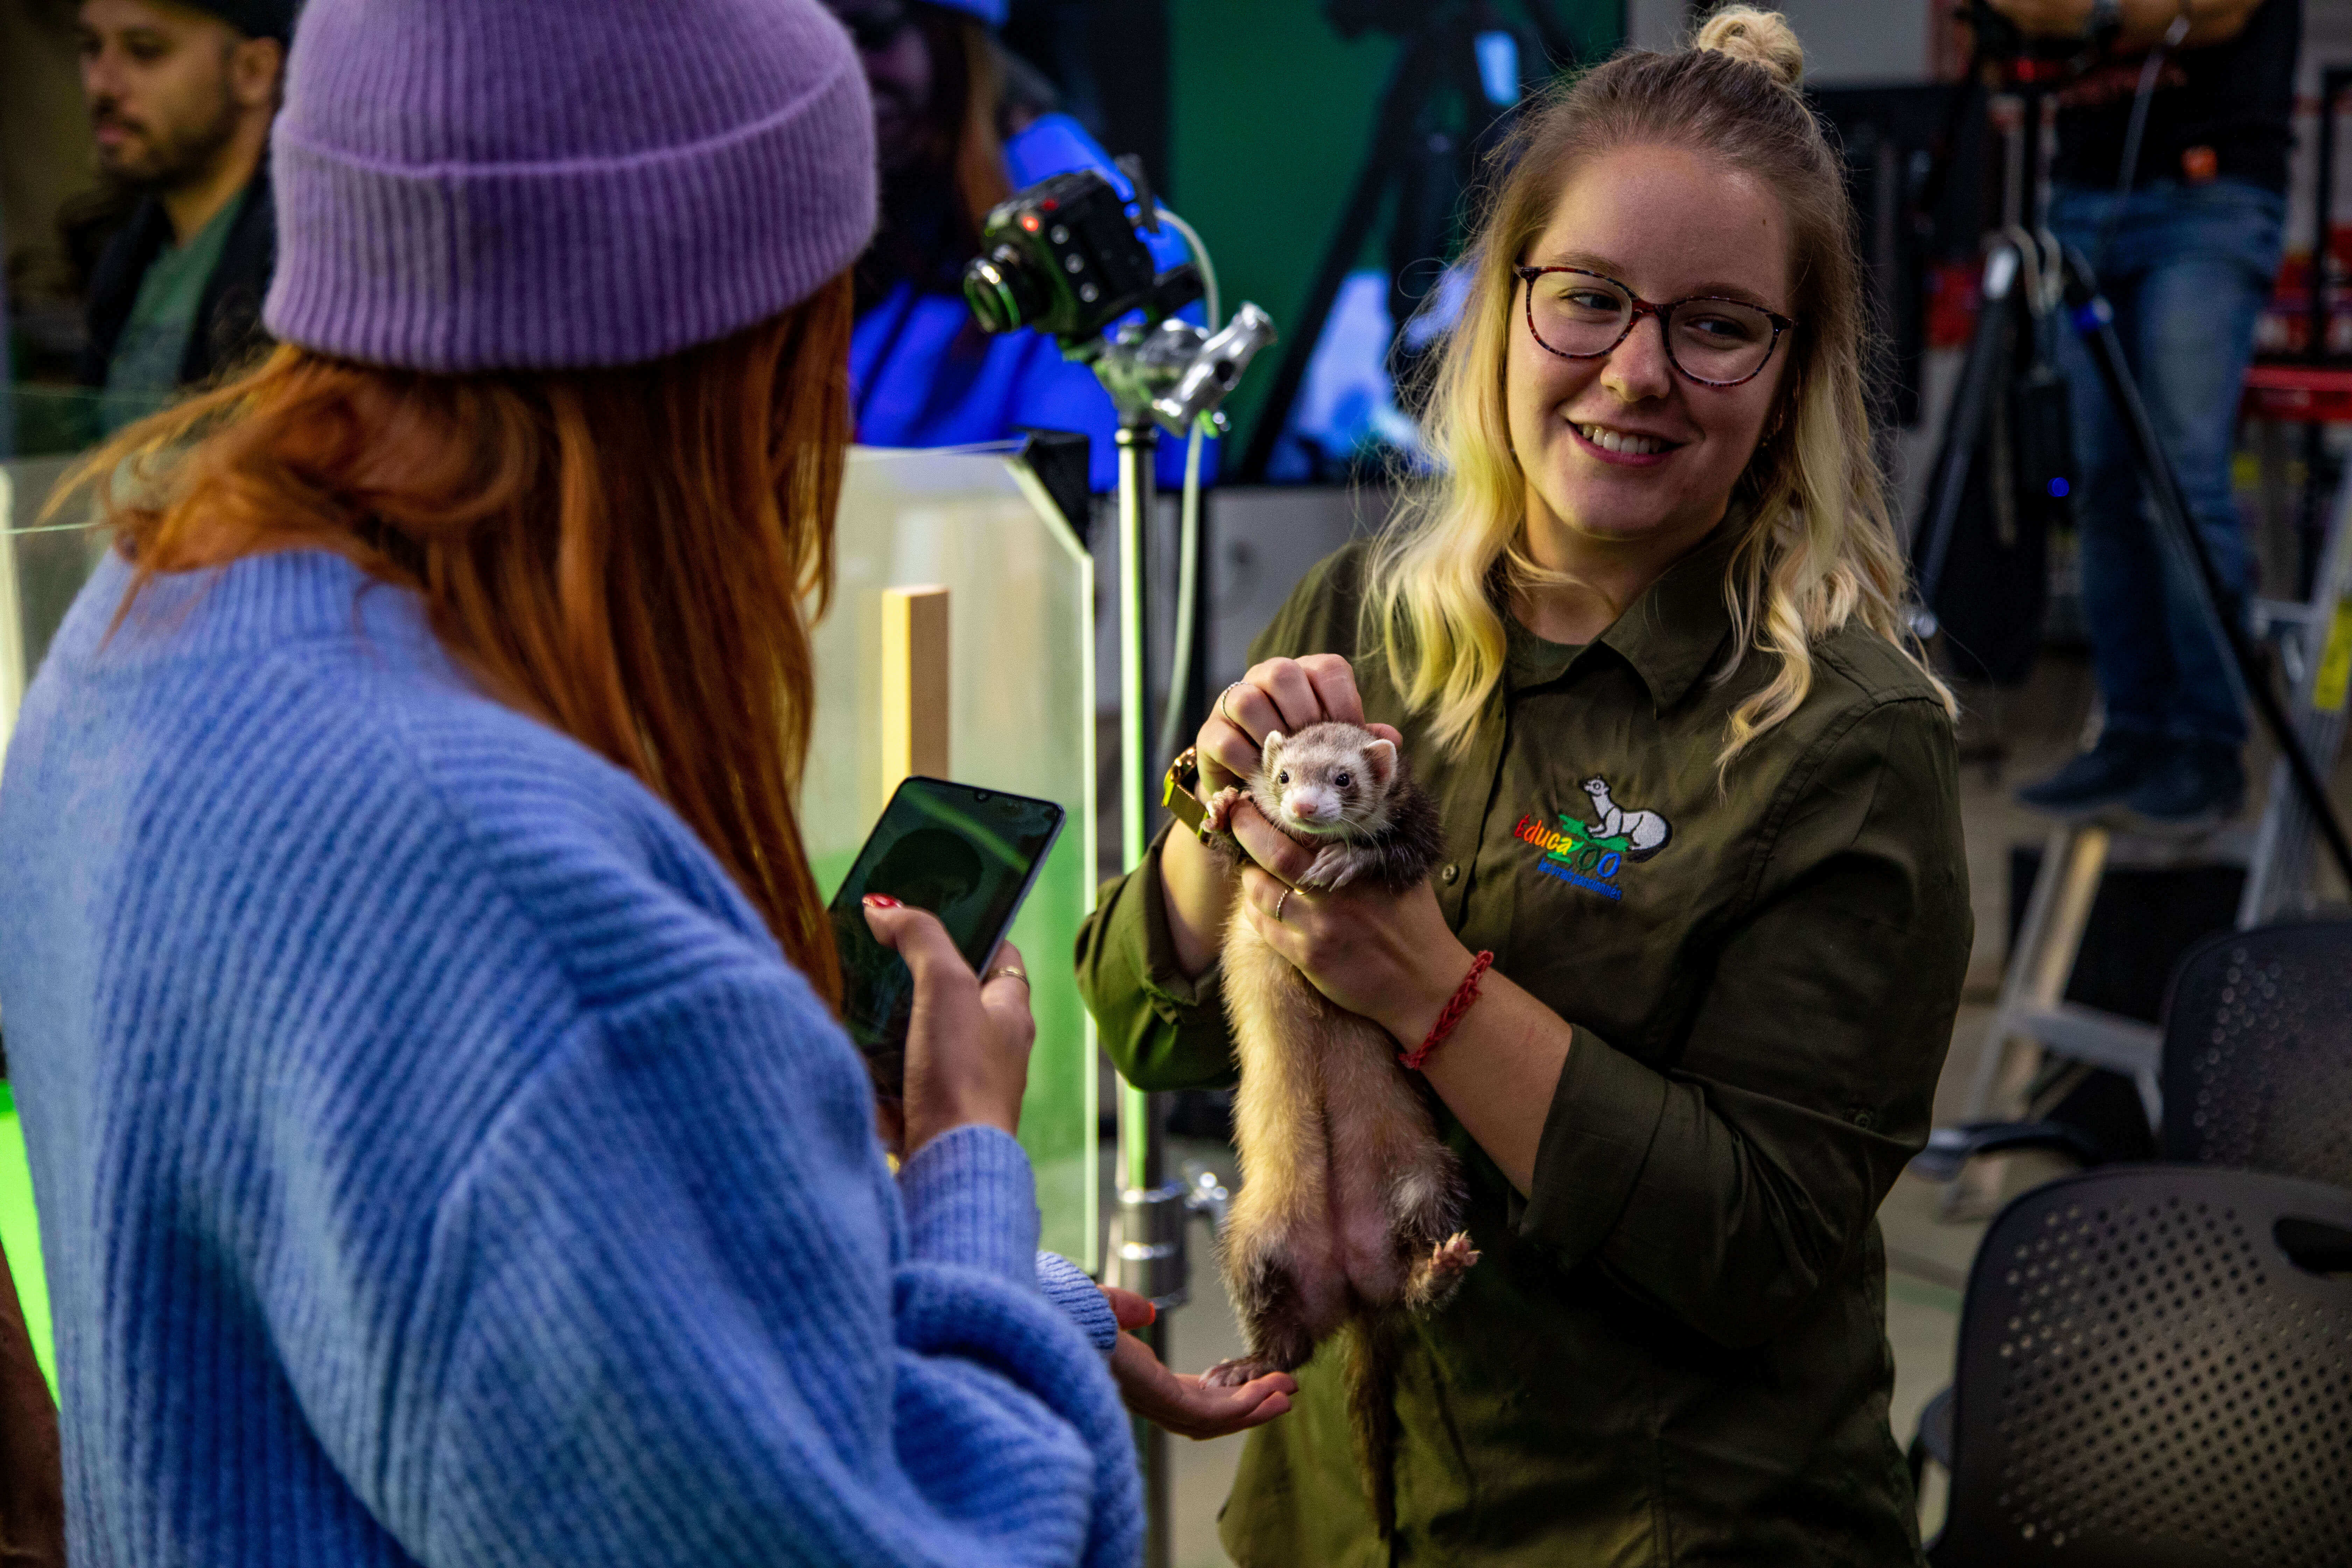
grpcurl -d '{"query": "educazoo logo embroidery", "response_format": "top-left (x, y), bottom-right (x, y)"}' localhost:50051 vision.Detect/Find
top-left (1513, 776), bottom-right (1674, 903)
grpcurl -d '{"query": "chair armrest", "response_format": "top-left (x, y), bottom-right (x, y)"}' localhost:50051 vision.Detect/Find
top-left (1907, 1119), bottom-right (2108, 1183)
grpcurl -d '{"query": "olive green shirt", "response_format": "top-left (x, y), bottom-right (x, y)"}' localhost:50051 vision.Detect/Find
top-left (1076, 527), bottom-right (1972, 1566)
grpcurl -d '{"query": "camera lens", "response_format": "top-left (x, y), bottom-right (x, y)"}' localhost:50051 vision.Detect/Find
top-left (962, 245), bottom-right (1049, 335)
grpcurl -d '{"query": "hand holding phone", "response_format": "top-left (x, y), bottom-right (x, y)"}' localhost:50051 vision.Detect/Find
top-left (827, 778), bottom-right (1065, 1110)
top-left (858, 902), bottom-right (1034, 1156)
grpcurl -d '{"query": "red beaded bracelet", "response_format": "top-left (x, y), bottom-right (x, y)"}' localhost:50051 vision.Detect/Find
top-left (1399, 950), bottom-right (1493, 1071)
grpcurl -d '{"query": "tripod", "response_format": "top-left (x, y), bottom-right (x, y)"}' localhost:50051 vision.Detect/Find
top-left (1910, 80), bottom-right (2071, 689)
top-left (1233, 0), bottom-right (1582, 481)
top-left (1909, 58), bottom-right (2352, 883)
top-left (2054, 243), bottom-right (2352, 887)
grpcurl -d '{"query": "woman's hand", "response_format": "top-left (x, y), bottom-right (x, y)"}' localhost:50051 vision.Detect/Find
top-left (1194, 654), bottom-right (1403, 793)
top-left (1160, 653), bottom-right (1406, 976)
top-left (862, 898), bottom-right (1034, 1157)
top-left (1099, 1286), bottom-right (1296, 1440)
top-left (1227, 808), bottom-right (1473, 1046)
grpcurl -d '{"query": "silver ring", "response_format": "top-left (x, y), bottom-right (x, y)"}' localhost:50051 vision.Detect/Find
top-left (1273, 887), bottom-right (1293, 922)
top-left (983, 966), bottom-right (1029, 987)
top-left (1218, 682), bottom-right (1246, 727)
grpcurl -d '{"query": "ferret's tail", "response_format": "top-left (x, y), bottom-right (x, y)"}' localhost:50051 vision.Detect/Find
top-left (1343, 1309), bottom-right (1406, 1538)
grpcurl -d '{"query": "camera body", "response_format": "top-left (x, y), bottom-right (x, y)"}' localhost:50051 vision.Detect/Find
top-left (963, 169), bottom-right (1201, 348)
top-left (962, 166), bottom-right (1275, 436)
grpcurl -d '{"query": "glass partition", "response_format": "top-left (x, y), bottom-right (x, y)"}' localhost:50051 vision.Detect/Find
top-left (2, 388), bottom-right (138, 758)
top-left (811, 445), bottom-right (1098, 1266)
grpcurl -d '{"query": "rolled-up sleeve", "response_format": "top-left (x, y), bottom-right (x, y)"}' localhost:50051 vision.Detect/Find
top-left (1516, 697), bottom-right (1972, 1348)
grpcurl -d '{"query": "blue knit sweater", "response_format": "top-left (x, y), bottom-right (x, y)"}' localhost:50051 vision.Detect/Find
top-left (0, 550), bottom-right (1141, 1568)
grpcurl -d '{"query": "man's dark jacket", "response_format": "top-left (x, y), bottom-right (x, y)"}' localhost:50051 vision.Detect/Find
top-left (75, 158), bottom-right (275, 390)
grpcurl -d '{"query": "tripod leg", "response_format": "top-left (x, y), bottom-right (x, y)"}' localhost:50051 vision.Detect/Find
top-left (1913, 245), bottom-right (2023, 618)
top-left (2059, 246), bottom-right (2352, 888)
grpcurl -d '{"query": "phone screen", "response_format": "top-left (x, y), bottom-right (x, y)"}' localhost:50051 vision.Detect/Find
top-left (827, 777), bottom-right (1066, 1098)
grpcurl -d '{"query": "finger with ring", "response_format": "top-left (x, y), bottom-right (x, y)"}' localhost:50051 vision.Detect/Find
top-left (1273, 887), bottom-right (1293, 923)
top-left (983, 966), bottom-right (1029, 987)
top-left (1217, 682), bottom-right (1246, 727)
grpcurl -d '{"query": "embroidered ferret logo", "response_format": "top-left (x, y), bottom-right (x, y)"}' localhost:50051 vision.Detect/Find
top-left (1513, 776), bottom-right (1673, 903)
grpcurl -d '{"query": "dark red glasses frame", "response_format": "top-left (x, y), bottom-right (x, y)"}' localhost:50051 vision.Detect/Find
top-left (1513, 265), bottom-right (1796, 388)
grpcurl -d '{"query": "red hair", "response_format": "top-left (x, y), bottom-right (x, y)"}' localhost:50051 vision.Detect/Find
top-left (70, 275), bottom-right (857, 1007)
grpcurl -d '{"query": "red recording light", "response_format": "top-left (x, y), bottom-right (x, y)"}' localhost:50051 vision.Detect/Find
top-left (1020, 214), bottom-right (1041, 233)
top-left (1041, 198), bottom-right (1058, 211)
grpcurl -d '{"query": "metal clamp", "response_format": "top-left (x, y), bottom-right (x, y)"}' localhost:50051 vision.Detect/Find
top-left (1105, 1160), bottom-right (1234, 1311)
top-left (1107, 1180), bottom-right (1191, 1308)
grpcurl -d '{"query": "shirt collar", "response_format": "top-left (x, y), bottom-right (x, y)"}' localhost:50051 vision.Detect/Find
top-left (1582, 506), bottom-right (1746, 714)
top-left (1504, 610), bottom-right (1582, 689)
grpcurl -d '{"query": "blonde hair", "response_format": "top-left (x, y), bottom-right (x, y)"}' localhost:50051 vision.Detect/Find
top-left (1365, 6), bottom-right (1949, 768)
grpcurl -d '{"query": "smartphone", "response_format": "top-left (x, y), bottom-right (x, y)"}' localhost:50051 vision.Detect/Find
top-left (827, 776), bottom-right (1066, 1100)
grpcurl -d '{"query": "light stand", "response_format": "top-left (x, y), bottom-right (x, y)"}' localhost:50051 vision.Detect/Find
top-left (1087, 307), bottom-right (1274, 1568)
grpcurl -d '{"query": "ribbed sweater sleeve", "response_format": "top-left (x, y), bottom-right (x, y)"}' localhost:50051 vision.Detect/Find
top-left (414, 966), bottom-right (1140, 1568)
top-left (900, 1127), bottom-right (1041, 1283)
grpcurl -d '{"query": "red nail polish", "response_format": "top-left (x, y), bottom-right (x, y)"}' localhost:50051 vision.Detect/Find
top-left (863, 894), bottom-right (901, 909)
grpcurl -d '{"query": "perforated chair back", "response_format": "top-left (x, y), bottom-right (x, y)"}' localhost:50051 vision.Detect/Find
top-left (2160, 923), bottom-right (2352, 1183)
top-left (1939, 1166), bottom-right (2352, 1568)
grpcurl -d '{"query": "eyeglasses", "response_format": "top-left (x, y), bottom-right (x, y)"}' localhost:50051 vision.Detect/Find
top-left (1513, 265), bottom-right (1795, 388)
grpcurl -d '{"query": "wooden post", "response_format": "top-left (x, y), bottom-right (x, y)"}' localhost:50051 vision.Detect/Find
top-left (880, 585), bottom-right (950, 811)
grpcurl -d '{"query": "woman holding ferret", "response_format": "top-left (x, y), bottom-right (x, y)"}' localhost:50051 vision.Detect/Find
top-left (1078, 8), bottom-right (1972, 1563)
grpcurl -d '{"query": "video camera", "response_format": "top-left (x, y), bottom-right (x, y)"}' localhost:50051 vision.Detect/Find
top-left (964, 170), bottom-right (1204, 345)
top-left (961, 168), bottom-right (1276, 437)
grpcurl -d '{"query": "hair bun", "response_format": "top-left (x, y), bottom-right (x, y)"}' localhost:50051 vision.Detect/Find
top-left (1693, 6), bottom-right (1805, 90)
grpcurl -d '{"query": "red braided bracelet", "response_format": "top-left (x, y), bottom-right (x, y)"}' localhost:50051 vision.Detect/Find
top-left (1399, 950), bottom-right (1493, 1071)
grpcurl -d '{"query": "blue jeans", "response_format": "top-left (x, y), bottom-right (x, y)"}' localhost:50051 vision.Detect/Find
top-left (2050, 178), bottom-right (2284, 749)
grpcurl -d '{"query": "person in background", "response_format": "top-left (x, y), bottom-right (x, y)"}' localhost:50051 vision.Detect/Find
top-left (2003, 0), bottom-right (2296, 827)
top-left (74, 0), bottom-right (289, 430)
top-left (0, 0), bottom-right (1285, 1562)
top-left (826, 0), bottom-right (1204, 491)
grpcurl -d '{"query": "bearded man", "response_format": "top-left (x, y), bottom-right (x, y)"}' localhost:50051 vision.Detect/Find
top-left (73, 0), bottom-right (290, 429)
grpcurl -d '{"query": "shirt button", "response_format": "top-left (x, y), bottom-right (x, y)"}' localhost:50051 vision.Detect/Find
top-left (1441, 863), bottom-right (1459, 884)
top-left (1851, 1110), bottom-right (1876, 1130)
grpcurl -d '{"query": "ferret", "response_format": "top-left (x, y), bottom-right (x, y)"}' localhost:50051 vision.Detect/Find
top-left (1195, 721), bottom-right (1477, 1517)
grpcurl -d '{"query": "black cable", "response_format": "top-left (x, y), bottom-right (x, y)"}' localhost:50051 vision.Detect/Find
top-left (2092, 7), bottom-right (2193, 268)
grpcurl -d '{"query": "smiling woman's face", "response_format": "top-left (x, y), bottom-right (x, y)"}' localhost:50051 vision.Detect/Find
top-left (1507, 142), bottom-right (1793, 562)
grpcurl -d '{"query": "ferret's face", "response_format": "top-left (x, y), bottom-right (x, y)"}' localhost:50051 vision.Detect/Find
top-left (1267, 754), bottom-right (1360, 832)
top-left (1256, 724), bottom-right (1397, 838)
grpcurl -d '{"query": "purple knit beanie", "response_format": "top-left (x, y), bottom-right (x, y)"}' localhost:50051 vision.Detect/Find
top-left (263, 0), bottom-right (877, 372)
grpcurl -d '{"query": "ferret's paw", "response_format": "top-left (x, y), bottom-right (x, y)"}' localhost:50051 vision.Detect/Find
top-left (1200, 1356), bottom-right (1276, 1389)
top-left (1429, 1231), bottom-right (1481, 1277)
top-left (1200, 786), bottom-right (1246, 836)
top-left (1300, 845), bottom-right (1366, 891)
